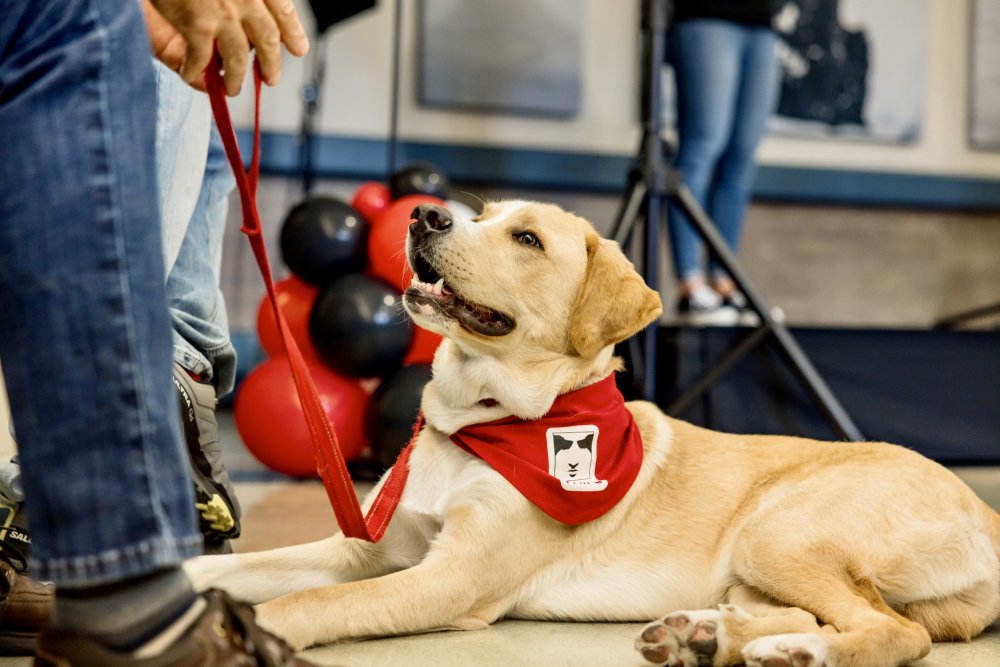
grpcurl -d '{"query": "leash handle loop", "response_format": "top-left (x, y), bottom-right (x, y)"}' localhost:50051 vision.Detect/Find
top-left (204, 56), bottom-right (414, 542)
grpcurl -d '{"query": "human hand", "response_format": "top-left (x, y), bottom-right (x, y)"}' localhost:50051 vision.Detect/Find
top-left (142, 0), bottom-right (310, 96)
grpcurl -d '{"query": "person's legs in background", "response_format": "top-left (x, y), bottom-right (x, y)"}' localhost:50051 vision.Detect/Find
top-left (666, 19), bottom-right (743, 320)
top-left (156, 61), bottom-right (241, 553)
top-left (708, 26), bottom-right (781, 303)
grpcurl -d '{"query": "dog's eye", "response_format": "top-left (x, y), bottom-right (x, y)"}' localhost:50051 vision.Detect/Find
top-left (514, 232), bottom-right (543, 249)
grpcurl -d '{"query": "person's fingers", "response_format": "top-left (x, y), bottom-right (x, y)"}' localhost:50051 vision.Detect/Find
top-left (178, 16), bottom-right (216, 85)
top-left (157, 33), bottom-right (189, 73)
top-left (240, 1), bottom-right (283, 85)
top-left (262, 0), bottom-right (310, 57)
top-left (188, 74), bottom-right (208, 93)
top-left (141, 0), bottom-right (188, 72)
top-left (216, 19), bottom-right (251, 95)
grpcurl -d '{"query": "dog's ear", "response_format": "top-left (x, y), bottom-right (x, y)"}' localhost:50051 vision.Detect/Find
top-left (568, 232), bottom-right (662, 358)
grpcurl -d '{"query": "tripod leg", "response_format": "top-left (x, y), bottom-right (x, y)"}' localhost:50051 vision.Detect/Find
top-left (933, 301), bottom-right (1000, 330)
top-left (667, 324), bottom-right (771, 415)
top-left (611, 179), bottom-right (648, 248)
top-left (672, 182), bottom-right (863, 441)
top-left (640, 192), bottom-right (665, 402)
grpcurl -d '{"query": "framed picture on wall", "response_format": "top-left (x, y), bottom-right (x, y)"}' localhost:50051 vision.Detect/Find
top-left (417, 0), bottom-right (582, 118)
top-left (970, 0), bottom-right (1000, 150)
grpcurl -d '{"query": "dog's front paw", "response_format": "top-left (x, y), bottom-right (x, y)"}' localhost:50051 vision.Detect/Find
top-left (254, 599), bottom-right (310, 652)
top-left (636, 608), bottom-right (736, 666)
top-left (742, 633), bottom-right (829, 667)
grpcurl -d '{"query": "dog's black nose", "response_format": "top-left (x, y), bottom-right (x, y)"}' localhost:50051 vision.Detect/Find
top-left (409, 204), bottom-right (453, 236)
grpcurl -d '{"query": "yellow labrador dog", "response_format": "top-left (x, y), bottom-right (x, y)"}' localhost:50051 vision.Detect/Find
top-left (186, 201), bottom-right (1000, 667)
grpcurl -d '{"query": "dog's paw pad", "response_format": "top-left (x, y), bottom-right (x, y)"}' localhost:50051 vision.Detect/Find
top-left (636, 609), bottom-right (727, 666)
top-left (743, 633), bottom-right (829, 667)
top-left (635, 621), bottom-right (682, 665)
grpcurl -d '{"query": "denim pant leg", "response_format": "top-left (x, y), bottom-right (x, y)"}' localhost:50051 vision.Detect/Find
top-left (157, 64), bottom-right (238, 396)
top-left (708, 28), bottom-right (780, 280)
top-left (0, 0), bottom-right (202, 585)
top-left (666, 20), bottom-right (744, 282)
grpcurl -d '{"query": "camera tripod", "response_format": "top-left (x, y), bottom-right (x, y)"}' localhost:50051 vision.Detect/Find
top-left (612, 0), bottom-right (863, 441)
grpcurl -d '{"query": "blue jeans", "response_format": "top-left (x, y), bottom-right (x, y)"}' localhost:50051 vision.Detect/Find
top-left (157, 63), bottom-right (237, 395)
top-left (666, 19), bottom-right (780, 282)
top-left (0, 0), bottom-right (202, 585)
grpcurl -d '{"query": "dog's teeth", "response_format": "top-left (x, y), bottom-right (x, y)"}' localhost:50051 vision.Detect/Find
top-left (433, 278), bottom-right (445, 295)
top-left (410, 276), bottom-right (419, 286)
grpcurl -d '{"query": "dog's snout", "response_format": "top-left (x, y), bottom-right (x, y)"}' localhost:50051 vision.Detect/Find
top-left (409, 204), bottom-right (453, 237)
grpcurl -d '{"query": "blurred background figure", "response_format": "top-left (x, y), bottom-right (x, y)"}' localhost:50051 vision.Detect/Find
top-left (666, 0), bottom-right (784, 325)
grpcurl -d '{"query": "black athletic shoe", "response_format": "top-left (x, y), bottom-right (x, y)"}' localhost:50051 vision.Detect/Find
top-left (172, 364), bottom-right (241, 553)
top-left (0, 489), bottom-right (54, 655)
top-left (0, 486), bottom-right (29, 575)
top-left (721, 291), bottom-right (760, 327)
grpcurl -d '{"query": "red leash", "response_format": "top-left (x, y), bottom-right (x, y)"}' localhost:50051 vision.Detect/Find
top-left (204, 58), bottom-right (416, 542)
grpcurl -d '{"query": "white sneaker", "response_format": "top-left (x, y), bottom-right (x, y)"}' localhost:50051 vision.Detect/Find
top-left (676, 284), bottom-right (738, 326)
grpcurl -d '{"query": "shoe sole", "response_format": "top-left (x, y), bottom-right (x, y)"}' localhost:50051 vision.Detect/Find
top-left (676, 307), bottom-right (741, 327)
top-left (0, 631), bottom-right (37, 656)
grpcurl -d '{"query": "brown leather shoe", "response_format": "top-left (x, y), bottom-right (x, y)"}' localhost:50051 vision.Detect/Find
top-left (34, 589), bottom-right (317, 666)
top-left (0, 559), bottom-right (53, 655)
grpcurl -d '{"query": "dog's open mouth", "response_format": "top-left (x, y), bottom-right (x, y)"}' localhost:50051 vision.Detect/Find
top-left (404, 253), bottom-right (515, 337)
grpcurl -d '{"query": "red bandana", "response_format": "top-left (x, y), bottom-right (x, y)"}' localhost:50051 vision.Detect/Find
top-left (449, 374), bottom-right (643, 525)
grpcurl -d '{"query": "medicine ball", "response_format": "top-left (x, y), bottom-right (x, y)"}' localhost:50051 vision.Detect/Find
top-left (309, 273), bottom-right (412, 378)
top-left (389, 161), bottom-right (450, 200)
top-left (235, 357), bottom-right (369, 477)
top-left (280, 196), bottom-right (368, 286)
top-left (366, 364), bottom-right (433, 469)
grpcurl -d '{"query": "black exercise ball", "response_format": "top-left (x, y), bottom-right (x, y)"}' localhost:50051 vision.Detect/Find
top-left (389, 161), bottom-right (450, 200)
top-left (309, 274), bottom-right (412, 378)
top-left (367, 364), bottom-right (433, 469)
top-left (280, 196), bottom-right (368, 286)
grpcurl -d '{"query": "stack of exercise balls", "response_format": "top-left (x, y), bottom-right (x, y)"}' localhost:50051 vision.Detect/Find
top-left (235, 162), bottom-right (457, 477)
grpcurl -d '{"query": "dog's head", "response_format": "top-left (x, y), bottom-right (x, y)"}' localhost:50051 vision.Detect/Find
top-left (403, 200), bottom-right (662, 360)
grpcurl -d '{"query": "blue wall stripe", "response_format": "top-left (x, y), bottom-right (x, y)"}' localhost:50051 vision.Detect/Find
top-left (237, 130), bottom-right (1000, 210)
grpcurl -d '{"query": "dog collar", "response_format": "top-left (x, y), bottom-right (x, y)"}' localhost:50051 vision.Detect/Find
top-left (450, 374), bottom-right (643, 525)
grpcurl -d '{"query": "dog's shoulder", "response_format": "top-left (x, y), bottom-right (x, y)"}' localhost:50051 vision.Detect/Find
top-left (625, 399), bottom-right (675, 471)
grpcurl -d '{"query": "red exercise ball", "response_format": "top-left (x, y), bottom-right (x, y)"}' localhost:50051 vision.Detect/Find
top-left (350, 182), bottom-right (392, 223)
top-left (403, 325), bottom-right (443, 366)
top-left (234, 357), bottom-right (369, 477)
top-left (367, 194), bottom-right (443, 291)
top-left (255, 277), bottom-right (319, 359)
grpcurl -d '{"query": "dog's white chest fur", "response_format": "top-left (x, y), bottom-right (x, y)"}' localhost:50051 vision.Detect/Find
top-left (399, 429), bottom-right (525, 518)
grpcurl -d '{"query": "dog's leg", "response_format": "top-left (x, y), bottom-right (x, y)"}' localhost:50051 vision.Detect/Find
top-left (250, 503), bottom-right (561, 650)
top-left (635, 585), bottom-right (827, 667)
top-left (896, 577), bottom-right (1000, 641)
top-left (733, 563), bottom-right (932, 667)
top-left (184, 506), bottom-right (438, 604)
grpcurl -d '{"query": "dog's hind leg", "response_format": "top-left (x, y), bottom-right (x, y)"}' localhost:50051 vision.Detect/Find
top-left (730, 551), bottom-right (933, 667)
top-left (896, 577), bottom-right (1000, 642)
top-left (635, 585), bottom-right (828, 667)
top-left (184, 505), bottom-right (438, 604)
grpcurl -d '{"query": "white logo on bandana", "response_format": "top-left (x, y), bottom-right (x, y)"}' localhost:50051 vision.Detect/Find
top-left (546, 425), bottom-right (608, 492)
